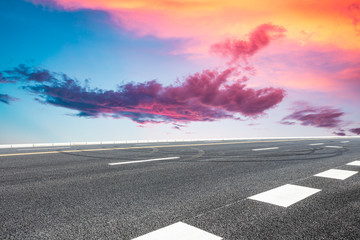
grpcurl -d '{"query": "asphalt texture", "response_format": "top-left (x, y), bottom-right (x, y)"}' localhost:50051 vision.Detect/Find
top-left (0, 138), bottom-right (360, 239)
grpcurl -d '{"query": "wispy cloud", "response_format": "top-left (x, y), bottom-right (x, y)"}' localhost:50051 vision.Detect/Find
top-left (280, 102), bottom-right (345, 129)
top-left (0, 94), bottom-right (18, 104)
top-left (211, 24), bottom-right (286, 62)
top-left (349, 128), bottom-right (360, 135)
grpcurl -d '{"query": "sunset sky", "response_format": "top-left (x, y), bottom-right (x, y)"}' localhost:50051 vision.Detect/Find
top-left (1, 0), bottom-right (360, 143)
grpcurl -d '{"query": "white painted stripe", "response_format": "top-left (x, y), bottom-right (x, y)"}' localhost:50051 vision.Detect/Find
top-left (109, 157), bottom-right (180, 166)
top-left (132, 222), bottom-right (222, 240)
top-left (314, 169), bottom-right (357, 180)
top-left (309, 143), bottom-right (324, 146)
top-left (252, 147), bottom-right (279, 151)
top-left (347, 161), bottom-right (360, 166)
top-left (341, 141), bottom-right (350, 143)
top-left (248, 184), bottom-right (321, 208)
top-left (325, 146), bottom-right (343, 149)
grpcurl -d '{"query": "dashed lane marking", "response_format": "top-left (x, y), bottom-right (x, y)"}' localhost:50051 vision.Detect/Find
top-left (248, 184), bottom-right (321, 208)
top-left (132, 222), bottom-right (222, 240)
top-left (325, 146), bottom-right (343, 149)
top-left (108, 157), bottom-right (180, 166)
top-left (341, 141), bottom-right (350, 143)
top-left (252, 147), bottom-right (279, 151)
top-left (309, 143), bottom-right (324, 146)
top-left (347, 161), bottom-right (360, 166)
top-left (314, 169), bottom-right (358, 180)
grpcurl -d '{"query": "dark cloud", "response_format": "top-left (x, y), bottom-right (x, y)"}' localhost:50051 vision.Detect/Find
top-left (0, 94), bottom-right (18, 104)
top-left (281, 103), bottom-right (345, 129)
top-left (4, 64), bottom-right (55, 83)
top-left (333, 130), bottom-right (346, 136)
top-left (349, 128), bottom-right (360, 135)
top-left (0, 72), bottom-right (15, 83)
top-left (211, 23), bottom-right (286, 62)
top-left (3, 65), bottom-right (285, 123)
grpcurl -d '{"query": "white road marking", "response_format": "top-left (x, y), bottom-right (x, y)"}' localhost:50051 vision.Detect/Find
top-left (314, 169), bottom-right (358, 180)
top-left (17, 147), bottom-right (71, 151)
top-left (309, 143), bottom-right (324, 146)
top-left (325, 146), bottom-right (343, 149)
top-left (248, 184), bottom-right (321, 208)
top-left (347, 161), bottom-right (360, 166)
top-left (341, 141), bottom-right (350, 143)
top-left (132, 222), bottom-right (222, 240)
top-left (108, 157), bottom-right (180, 166)
top-left (252, 147), bottom-right (279, 151)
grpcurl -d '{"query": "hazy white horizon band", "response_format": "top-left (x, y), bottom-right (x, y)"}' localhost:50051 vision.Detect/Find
top-left (0, 136), bottom-right (358, 149)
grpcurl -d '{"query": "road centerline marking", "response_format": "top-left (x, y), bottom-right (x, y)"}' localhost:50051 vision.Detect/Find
top-left (252, 147), bottom-right (279, 151)
top-left (108, 157), bottom-right (180, 166)
top-left (314, 169), bottom-right (358, 180)
top-left (248, 184), bottom-right (321, 207)
top-left (132, 221), bottom-right (222, 240)
top-left (309, 143), bottom-right (324, 146)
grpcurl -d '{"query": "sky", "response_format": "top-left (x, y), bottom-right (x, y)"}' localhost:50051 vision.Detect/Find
top-left (1, 0), bottom-right (360, 144)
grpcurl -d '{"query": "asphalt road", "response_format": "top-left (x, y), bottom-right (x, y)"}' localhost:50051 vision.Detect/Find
top-left (1, 138), bottom-right (360, 239)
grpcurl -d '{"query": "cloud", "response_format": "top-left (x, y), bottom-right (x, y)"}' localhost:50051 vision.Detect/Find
top-left (349, 128), bottom-right (360, 135)
top-left (211, 24), bottom-right (286, 62)
top-left (333, 130), bottom-right (346, 136)
top-left (2, 65), bottom-right (285, 124)
top-left (348, 3), bottom-right (360, 34)
top-left (3, 64), bottom-right (55, 83)
top-left (0, 72), bottom-right (15, 83)
top-left (281, 102), bottom-right (345, 129)
top-left (0, 94), bottom-right (18, 104)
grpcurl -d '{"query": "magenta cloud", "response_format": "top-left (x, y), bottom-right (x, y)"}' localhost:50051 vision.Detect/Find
top-left (211, 23), bottom-right (286, 62)
top-left (281, 103), bottom-right (345, 129)
top-left (349, 128), bottom-right (360, 135)
top-left (1, 65), bottom-right (285, 124)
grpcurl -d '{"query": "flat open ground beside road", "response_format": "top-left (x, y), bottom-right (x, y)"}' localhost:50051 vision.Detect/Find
top-left (1, 138), bottom-right (360, 239)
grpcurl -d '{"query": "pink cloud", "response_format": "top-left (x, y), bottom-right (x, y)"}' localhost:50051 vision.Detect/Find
top-left (1, 65), bottom-right (285, 124)
top-left (211, 24), bottom-right (286, 62)
top-left (281, 102), bottom-right (345, 129)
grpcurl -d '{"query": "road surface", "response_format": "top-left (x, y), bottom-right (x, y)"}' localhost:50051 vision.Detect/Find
top-left (1, 138), bottom-right (359, 239)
